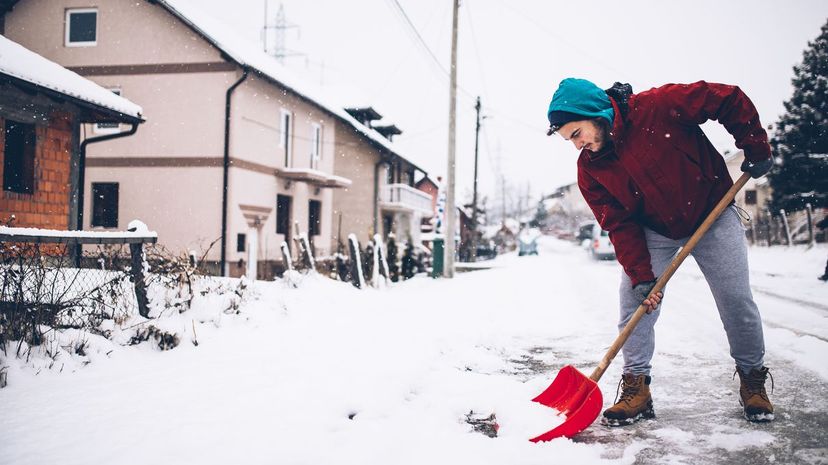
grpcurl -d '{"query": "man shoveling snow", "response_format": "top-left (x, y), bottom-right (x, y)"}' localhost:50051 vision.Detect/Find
top-left (546, 78), bottom-right (775, 425)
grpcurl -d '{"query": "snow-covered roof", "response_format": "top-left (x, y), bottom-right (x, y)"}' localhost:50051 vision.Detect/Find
top-left (156, 0), bottom-right (425, 174)
top-left (0, 35), bottom-right (143, 122)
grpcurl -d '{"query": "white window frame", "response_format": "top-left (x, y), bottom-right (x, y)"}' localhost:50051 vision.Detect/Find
top-left (310, 123), bottom-right (322, 170)
top-left (65, 8), bottom-right (98, 47)
top-left (94, 88), bottom-right (122, 134)
top-left (280, 109), bottom-right (293, 167)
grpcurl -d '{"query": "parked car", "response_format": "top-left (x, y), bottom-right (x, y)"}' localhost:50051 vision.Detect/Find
top-left (476, 240), bottom-right (498, 261)
top-left (583, 222), bottom-right (615, 260)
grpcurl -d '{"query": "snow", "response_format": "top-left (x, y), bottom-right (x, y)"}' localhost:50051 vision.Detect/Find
top-left (0, 225), bottom-right (157, 240)
top-left (0, 35), bottom-right (142, 120)
top-left (0, 238), bottom-right (826, 464)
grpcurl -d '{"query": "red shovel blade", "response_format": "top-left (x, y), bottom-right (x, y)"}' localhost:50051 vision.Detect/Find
top-left (529, 364), bottom-right (603, 442)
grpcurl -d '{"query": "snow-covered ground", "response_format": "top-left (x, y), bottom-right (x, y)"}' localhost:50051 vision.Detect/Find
top-left (1, 237), bottom-right (826, 465)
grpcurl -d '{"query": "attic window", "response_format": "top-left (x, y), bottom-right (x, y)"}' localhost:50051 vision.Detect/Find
top-left (66, 8), bottom-right (98, 47)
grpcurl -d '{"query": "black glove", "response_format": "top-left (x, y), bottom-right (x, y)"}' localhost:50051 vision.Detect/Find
top-left (632, 280), bottom-right (662, 308)
top-left (740, 157), bottom-right (773, 179)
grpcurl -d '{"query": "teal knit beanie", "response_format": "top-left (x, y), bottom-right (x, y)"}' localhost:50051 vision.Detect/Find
top-left (547, 78), bottom-right (614, 134)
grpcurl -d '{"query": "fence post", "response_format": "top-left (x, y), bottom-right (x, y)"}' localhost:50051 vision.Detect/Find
top-left (129, 242), bottom-right (150, 318)
top-left (348, 234), bottom-right (365, 289)
top-left (280, 241), bottom-right (293, 273)
top-left (806, 203), bottom-right (815, 245)
top-left (780, 209), bottom-right (792, 246)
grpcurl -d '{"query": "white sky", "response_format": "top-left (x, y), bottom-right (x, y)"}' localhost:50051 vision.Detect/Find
top-left (195, 0), bottom-right (828, 210)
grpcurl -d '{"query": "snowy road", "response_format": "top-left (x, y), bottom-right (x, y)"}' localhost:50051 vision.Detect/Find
top-left (1, 237), bottom-right (826, 464)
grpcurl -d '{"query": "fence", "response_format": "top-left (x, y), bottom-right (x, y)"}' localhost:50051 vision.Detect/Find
top-left (746, 205), bottom-right (827, 246)
top-left (0, 226), bottom-right (157, 352)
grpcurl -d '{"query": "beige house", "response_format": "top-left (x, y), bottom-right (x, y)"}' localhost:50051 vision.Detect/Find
top-left (333, 106), bottom-right (432, 250)
top-left (3, 0), bottom-right (429, 277)
top-left (724, 150), bottom-right (772, 220)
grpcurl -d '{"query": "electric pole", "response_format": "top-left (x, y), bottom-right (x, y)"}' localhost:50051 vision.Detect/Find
top-left (263, 2), bottom-right (300, 63)
top-left (471, 96), bottom-right (481, 262)
top-left (443, 0), bottom-right (459, 278)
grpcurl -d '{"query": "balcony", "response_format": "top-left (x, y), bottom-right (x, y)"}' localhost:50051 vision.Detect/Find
top-left (380, 183), bottom-right (433, 216)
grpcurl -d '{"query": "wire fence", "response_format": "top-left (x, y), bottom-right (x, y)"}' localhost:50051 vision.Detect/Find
top-left (0, 229), bottom-right (159, 355)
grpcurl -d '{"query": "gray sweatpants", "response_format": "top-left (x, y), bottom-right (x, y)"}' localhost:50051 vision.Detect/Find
top-left (619, 206), bottom-right (766, 375)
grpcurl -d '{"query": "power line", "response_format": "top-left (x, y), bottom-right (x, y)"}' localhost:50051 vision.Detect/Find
top-left (386, 0), bottom-right (476, 102)
top-left (387, 0), bottom-right (451, 77)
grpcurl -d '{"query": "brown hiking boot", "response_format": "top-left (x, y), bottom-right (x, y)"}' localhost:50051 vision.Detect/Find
top-left (735, 367), bottom-right (774, 422)
top-left (601, 373), bottom-right (655, 426)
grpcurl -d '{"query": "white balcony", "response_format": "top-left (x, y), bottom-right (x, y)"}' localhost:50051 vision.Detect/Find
top-left (380, 183), bottom-right (433, 216)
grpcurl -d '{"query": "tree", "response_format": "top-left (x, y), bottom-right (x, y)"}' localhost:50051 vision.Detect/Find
top-left (768, 19), bottom-right (828, 212)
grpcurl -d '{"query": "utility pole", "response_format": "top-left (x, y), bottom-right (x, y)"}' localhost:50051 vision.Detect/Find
top-left (444, 0), bottom-right (459, 278)
top-left (470, 96), bottom-right (482, 262)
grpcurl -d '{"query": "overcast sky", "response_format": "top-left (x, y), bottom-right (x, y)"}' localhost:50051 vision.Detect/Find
top-left (193, 0), bottom-right (828, 210)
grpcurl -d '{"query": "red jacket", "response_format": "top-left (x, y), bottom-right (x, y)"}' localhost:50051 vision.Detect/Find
top-left (577, 81), bottom-right (771, 286)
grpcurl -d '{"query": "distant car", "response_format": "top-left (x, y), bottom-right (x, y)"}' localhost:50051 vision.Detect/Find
top-left (476, 240), bottom-right (498, 260)
top-left (518, 228), bottom-right (541, 256)
top-left (586, 223), bottom-right (615, 260)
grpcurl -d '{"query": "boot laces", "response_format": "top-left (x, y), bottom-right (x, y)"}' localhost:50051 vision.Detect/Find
top-left (613, 376), bottom-right (642, 404)
top-left (733, 368), bottom-right (774, 399)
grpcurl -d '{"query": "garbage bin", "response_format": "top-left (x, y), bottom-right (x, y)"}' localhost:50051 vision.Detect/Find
top-left (432, 237), bottom-right (444, 278)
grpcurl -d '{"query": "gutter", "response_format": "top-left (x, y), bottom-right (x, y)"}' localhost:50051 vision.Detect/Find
top-left (220, 68), bottom-right (249, 276)
top-left (75, 122), bottom-right (140, 265)
top-left (373, 158), bottom-right (391, 234)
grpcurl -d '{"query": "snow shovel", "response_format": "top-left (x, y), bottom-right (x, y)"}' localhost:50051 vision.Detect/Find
top-left (529, 173), bottom-right (751, 442)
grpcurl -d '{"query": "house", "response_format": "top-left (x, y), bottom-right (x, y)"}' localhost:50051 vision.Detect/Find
top-left (724, 150), bottom-right (773, 219)
top-left (3, 0), bottom-right (431, 278)
top-left (333, 106), bottom-right (432, 249)
top-left (0, 34), bottom-right (143, 231)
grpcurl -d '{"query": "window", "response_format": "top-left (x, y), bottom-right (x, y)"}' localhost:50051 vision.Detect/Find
top-left (280, 110), bottom-right (292, 167)
top-left (3, 120), bottom-right (36, 194)
top-left (745, 190), bottom-right (757, 205)
top-left (94, 89), bottom-right (122, 134)
top-left (308, 200), bottom-right (321, 236)
top-left (310, 123), bottom-right (322, 170)
top-left (237, 233), bottom-right (246, 252)
top-left (65, 8), bottom-right (97, 47)
top-left (277, 194), bottom-right (292, 235)
top-left (91, 182), bottom-right (118, 228)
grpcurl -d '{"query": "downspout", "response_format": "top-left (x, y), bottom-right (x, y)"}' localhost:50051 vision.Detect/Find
top-left (220, 68), bottom-right (249, 276)
top-left (76, 122), bottom-right (140, 265)
top-left (373, 158), bottom-right (390, 235)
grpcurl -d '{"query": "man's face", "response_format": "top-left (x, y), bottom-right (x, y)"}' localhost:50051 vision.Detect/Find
top-left (558, 118), bottom-right (609, 152)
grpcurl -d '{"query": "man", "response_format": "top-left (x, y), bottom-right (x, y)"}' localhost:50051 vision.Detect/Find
top-left (546, 78), bottom-right (774, 425)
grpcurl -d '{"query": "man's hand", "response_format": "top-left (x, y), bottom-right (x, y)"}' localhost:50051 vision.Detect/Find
top-left (740, 157), bottom-right (773, 179)
top-left (633, 280), bottom-right (663, 314)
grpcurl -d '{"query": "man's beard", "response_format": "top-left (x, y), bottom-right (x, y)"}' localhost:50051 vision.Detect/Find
top-left (592, 117), bottom-right (613, 151)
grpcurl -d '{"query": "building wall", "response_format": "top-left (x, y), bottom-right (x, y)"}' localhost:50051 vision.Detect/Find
top-left (0, 110), bottom-right (76, 229)
top-left (4, 0), bottom-right (224, 67)
top-left (331, 122), bottom-right (387, 248)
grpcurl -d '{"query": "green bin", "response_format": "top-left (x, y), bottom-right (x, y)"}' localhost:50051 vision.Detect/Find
top-left (431, 237), bottom-right (444, 278)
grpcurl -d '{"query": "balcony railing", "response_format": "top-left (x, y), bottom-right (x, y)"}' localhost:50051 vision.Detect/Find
top-left (380, 183), bottom-right (433, 215)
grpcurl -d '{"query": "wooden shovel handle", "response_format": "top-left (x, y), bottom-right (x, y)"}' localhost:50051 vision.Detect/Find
top-left (589, 173), bottom-right (751, 382)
